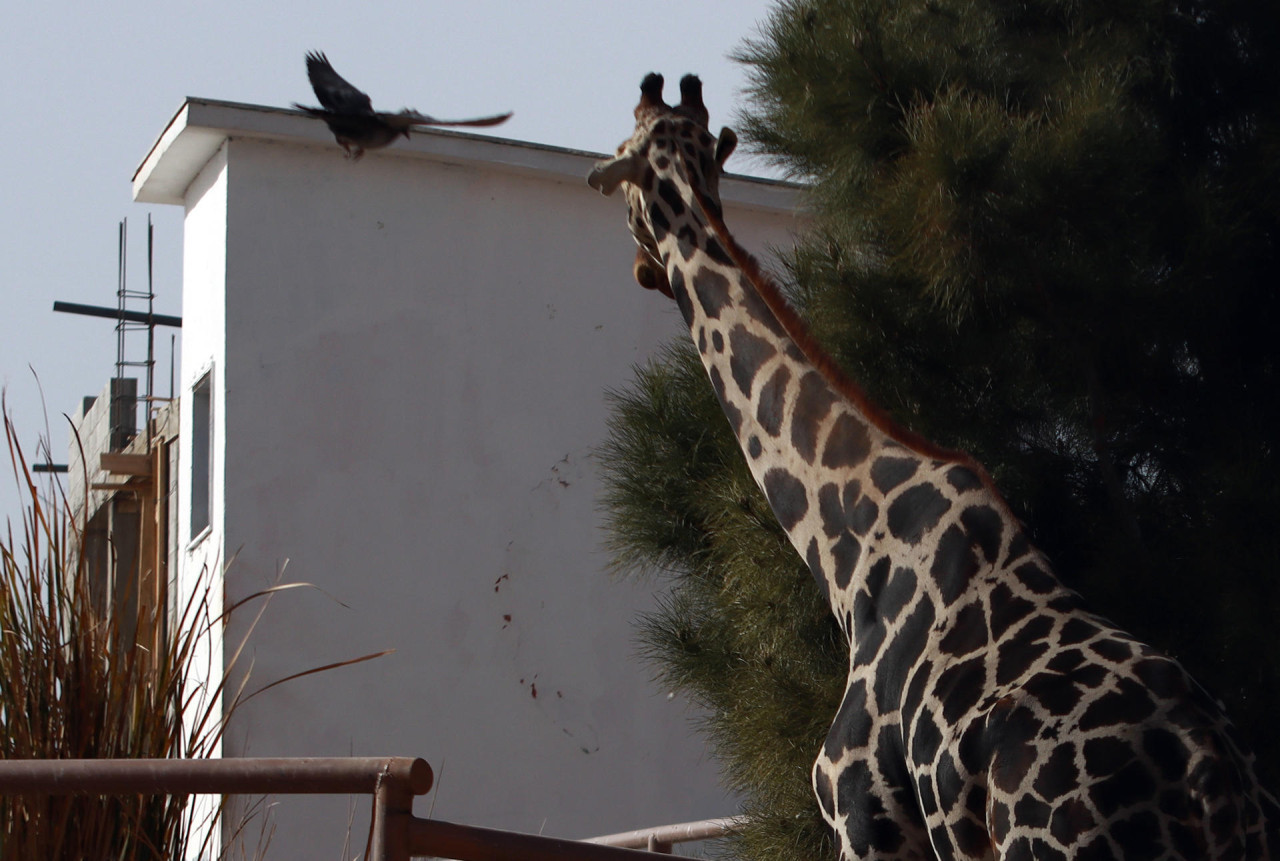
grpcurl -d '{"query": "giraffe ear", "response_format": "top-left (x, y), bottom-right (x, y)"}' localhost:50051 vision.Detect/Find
top-left (634, 248), bottom-right (674, 299)
top-left (587, 153), bottom-right (642, 196)
top-left (715, 127), bottom-right (738, 168)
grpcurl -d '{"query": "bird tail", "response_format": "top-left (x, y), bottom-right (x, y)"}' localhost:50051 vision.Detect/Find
top-left (401, 111), bottom-right (513, 128)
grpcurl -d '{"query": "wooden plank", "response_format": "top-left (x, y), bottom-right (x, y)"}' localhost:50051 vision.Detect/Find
top-left (100, 452), bottom-right (153, 476)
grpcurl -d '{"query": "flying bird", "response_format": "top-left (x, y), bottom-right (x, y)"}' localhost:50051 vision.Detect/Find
top-left (293, 52), bottom-right (512, 160)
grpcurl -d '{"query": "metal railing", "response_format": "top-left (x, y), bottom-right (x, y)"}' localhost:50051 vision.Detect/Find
top-left (0, 757), bottom-right (739, 861)
top-left (586, 817), bottom-right (744, 853)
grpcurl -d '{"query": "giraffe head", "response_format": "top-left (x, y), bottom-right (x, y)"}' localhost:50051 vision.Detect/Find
top-left (588, 73), bottom-right (738, 299)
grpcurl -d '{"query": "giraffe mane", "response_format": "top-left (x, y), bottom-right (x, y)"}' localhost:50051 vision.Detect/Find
top-left (681, 159), bottom-right (1001, 494)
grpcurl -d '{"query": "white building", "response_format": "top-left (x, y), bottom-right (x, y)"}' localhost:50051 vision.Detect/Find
top-left (131, 98), bottom-right (804, 857)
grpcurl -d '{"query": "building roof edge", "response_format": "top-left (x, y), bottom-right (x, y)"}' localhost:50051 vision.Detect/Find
top-left (131, 97), bottom-right (804, 212)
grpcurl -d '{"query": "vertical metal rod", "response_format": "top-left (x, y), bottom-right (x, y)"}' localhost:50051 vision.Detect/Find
top-left (117, 219), bottom-right (126, 385)
top-left (146, 215), bottom-right (156, 452)
top-left (369, 781), bottom-right (389, 861)
top-left (370, 777), bottom-right (414, 861)
top-left (115, 219), bottom-right (125, 450)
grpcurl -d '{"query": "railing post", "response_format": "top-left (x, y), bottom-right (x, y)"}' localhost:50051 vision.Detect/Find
top-left (645, 834), bottom-right (672, 853)
top-left (370, 777), bottom-right (415, 861)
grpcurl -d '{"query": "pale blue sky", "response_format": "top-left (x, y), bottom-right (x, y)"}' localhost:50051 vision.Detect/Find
top-left (0, 0), bottom-right (781, 521)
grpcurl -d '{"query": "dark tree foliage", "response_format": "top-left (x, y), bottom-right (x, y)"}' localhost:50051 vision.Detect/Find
top-left (599, 1), bottom-right (1280, 859)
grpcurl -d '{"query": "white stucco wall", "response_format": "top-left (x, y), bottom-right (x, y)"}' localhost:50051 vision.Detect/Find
top-left (136, 100), bottom-right (805, 858)
top-left (175, 143), bottom-right (229, 742)
top-left (169, 142), bottom-right (232, 850)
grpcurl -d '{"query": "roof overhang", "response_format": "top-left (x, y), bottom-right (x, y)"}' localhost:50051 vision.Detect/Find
top-left (132, 97), bottom-right (803, 213)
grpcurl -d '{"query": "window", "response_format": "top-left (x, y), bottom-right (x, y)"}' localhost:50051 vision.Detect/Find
top-left (190, 371), bottom-right (212, 537)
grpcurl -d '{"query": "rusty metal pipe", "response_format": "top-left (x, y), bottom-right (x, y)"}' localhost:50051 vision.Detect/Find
top-left (0, 757), bottom-right (432, 797)
top-left (584, 816), bottom-right (745, 849)
top-left (370, 772), bottom-right (417, 861)
top-left (410, 818), bottom-right (662, 861)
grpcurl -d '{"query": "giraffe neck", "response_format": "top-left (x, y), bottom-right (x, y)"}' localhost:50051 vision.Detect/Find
top-left (648, 168), bottom-right (966, 622)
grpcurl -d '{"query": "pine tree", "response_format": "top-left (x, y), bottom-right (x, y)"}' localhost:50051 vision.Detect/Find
top-left (599, 1), bottom-right (1280, 859)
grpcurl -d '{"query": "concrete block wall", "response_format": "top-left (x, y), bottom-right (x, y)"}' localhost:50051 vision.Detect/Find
top-left (67, 376), bottom-right (137, 521)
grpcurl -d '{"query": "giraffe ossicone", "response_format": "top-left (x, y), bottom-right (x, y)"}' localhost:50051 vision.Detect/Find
top-left (590, 72), bottom-right (1279, 860)
top-left (589, 73), bottom-right (737, 301)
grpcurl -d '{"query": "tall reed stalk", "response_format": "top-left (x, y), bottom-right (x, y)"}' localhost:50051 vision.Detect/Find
top-left (0, 407), bottom-right (254, 859)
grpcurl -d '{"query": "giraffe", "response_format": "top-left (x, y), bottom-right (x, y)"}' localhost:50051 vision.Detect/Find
top-left (588, 73), bottom-right (1280, 860)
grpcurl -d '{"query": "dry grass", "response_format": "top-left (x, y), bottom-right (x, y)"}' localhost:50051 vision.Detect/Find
top-left (0, 406), bottom-right (254, 858)
top-left (0, 403), bottom-right (387, 859)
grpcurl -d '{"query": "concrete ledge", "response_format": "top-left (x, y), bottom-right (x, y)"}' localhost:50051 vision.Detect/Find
top-left (132, 97), bottom-right (803, 213)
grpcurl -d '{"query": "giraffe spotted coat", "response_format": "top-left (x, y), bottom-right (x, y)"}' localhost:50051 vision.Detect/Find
top-left (588, 73), bottom-right (1280, 860)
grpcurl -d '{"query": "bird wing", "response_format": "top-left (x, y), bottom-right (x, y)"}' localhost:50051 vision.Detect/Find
top-left (305, 51), bottom-right (374, 115)
top-left (391, 109), bottom-right (513, 128)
